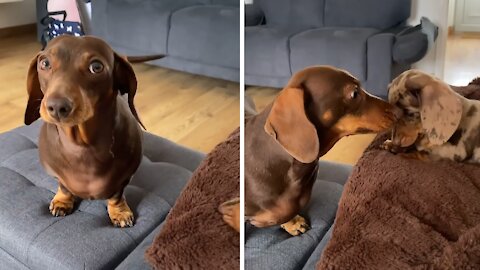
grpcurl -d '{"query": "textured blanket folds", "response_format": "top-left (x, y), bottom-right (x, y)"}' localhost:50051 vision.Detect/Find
top-left (318, 78), bottom-right (480, 270)
top-left (146, 129), bottom-right (240, 269)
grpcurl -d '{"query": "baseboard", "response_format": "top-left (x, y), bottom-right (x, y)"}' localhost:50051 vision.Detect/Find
top-left (0, 23), bottom-right (36, 39)
top-left (448, 26), bottom-right (454, 36)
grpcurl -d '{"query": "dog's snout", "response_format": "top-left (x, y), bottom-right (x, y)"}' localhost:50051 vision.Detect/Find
top-left (46, 97), bottom-right (73, 120)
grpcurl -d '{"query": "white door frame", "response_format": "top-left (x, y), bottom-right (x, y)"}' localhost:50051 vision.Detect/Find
top-left (455, 0), bottom-right (480, 32)
top-left (409, 0), bottom-right (449, 79)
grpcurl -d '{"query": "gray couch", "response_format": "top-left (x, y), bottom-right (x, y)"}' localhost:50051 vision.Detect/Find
top-left (245, 0), bottom-right (433, 97)
top-left (245, 160), bottom-right (352, 270)
top-left (0, 120), bottom-right (352, 269)
top-left (0, 121), bottom-right (204, 269)
top-left (90, 0), bottom-right (239, 82)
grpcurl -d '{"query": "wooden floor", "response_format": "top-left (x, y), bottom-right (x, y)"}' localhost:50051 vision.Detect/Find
top-left (247, 33), bottom-right (480, 165)
top-left (0, 32), bottom-right (239, 153)
top-left (444, 32), bottom-right (480, 86)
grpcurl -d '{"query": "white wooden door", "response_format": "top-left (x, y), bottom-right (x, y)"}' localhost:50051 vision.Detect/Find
top-left (455, 0), bottom-right (480, 32)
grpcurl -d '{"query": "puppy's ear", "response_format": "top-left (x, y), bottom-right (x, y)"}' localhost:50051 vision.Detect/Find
top-left (265, 87), bottom-right (319, 163)
top-left (404, 70), bottom-right (434, 90)
top-left (407, 74), bottom-right (463, 145)
top-left (25, 54), bottom-right (43, 125)
top-left (113, 53), bottom-right (146, 129)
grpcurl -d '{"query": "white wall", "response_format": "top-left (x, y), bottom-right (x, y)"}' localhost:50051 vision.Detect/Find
top-left (0, 0), bottom-right (36, 29)
top-left (448, 0), bottom-right (456, 27)
top-left (409, 0), bottom-right (449, 79)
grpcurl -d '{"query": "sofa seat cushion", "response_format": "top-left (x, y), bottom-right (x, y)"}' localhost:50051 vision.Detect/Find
top-left (116, 222), bottom-right (165, 270)
top-left (289, 27), bottom-right (380, 81)
top-left (245, 161), bottom-right (352, 270)
top-left (245, 26), bottom-right (303, 78)
top-left (0, 121), bottom-right (204, 270)
top-left (168, 5), bottom-right (240, 69)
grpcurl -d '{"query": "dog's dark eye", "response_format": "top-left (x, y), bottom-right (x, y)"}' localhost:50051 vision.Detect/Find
top-left (350, 89), bottom-right (359, 99)
top-left (89, 61), bottom-right (104, 74)
top-left (40, 59), bottom-right (50, 70)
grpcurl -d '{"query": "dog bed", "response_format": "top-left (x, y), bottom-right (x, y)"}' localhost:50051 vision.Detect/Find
top-left (145, 128), bottom-right (240, 269)
top-left (317, 82), bottom-right (480, 269)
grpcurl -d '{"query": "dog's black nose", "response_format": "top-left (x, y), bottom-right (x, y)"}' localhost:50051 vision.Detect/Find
top-left (46, 97), bottom-right (73, 120)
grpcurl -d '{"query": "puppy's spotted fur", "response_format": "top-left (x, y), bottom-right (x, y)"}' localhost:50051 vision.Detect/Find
top-left (385, 69), bottom-right (480, 163)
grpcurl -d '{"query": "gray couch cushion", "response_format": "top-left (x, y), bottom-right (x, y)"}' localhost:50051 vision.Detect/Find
top-left (92, 0), bottom-right (201, 54)
top-left (245, 161), bottom-right (352, 270)
top-left (290, 27), bottom-right (379, 81)
top-left (168, 5), bottom-right (239, 68)
top-left (302, 226), bottom-right (334, 270)
top-left (0, 121), bottom-right (204, 270)
top-left (91, 0), bottom-right (240, 83)
top-left (245, 26), bottom-right (300, 78)
top-left (117, 222), bottom-right (165, 269)
top-left (0, 247), bottom-right (30, 270)
top-left (256, 0), bottom-right (324, 28)
top-left (324, 0), bottom-right (411, 29)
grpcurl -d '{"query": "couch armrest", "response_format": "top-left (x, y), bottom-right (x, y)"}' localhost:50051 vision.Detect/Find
top-left (245, 4), bottom-right (264, 26)
top-left (366, 32), bottom-right (396, 97)
top-left (391, 17), bottom-right (438, 65)
top-left (392, 28), bottom-right (428, 65)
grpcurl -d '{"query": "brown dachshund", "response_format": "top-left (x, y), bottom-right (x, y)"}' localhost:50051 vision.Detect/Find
top-left (245, 66), bottom-right (400, 236)
top-left (25, 35), bottom-right (163, 227)
top-left (383, 69), bottom-right (480, 163)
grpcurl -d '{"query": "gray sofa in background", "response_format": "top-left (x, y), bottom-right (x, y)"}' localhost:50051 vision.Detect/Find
top-left (91, 0), bottom-right (239, 82)
top-left (0, 121), bottom-right (204, 269)
top-left (245, 0), bottom-right (435, 97)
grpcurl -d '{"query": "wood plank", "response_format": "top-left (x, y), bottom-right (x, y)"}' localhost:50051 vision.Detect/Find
top-left (0, 23), bottom-right (35, 39)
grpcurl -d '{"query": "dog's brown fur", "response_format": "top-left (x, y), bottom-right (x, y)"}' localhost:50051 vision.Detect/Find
top-left (245, 66), bottom-right (399, 235)
top-left (25, 35), bottom-right (159, 227)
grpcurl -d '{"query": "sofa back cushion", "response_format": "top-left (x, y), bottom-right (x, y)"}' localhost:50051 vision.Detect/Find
top-left (209, 0), bottom-right (238, 6)
top-left (324, 0), bottom-right (411, 29)
top-left (257, 0), bottom-right (325, 28)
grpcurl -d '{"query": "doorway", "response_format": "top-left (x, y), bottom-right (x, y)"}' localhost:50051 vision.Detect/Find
top-left (444, 0), bottom-right (480, 86)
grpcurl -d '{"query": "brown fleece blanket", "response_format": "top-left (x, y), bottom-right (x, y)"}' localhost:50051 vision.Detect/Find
top-left (318, 80), bottom-right (480, 269)
top-left (145, 129), bottom-right (239, 269)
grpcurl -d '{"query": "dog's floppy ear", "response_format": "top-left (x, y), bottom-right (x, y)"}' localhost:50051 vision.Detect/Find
top-left (113, 52), bottom-right (146, 129)
top-left (265, 87), bottom-right (319, 163)
top-left (25, 54), bottom-right (43, 125)
top-left (407, 74), bottom-right (463, 145)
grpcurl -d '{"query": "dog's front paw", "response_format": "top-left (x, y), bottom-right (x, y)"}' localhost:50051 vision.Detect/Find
top-left (107, 200), bottom-right (134, 228)
top-left (219, 197), bottom-right (240, 232)
top-left (49, 198), bottom-right (74, 217)
top-left (381, 139), bottom-right (395, 152)
top-left (281, 215), bottom-right (310, 236)
top-left (109, 209), bottom-right (134, 228)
